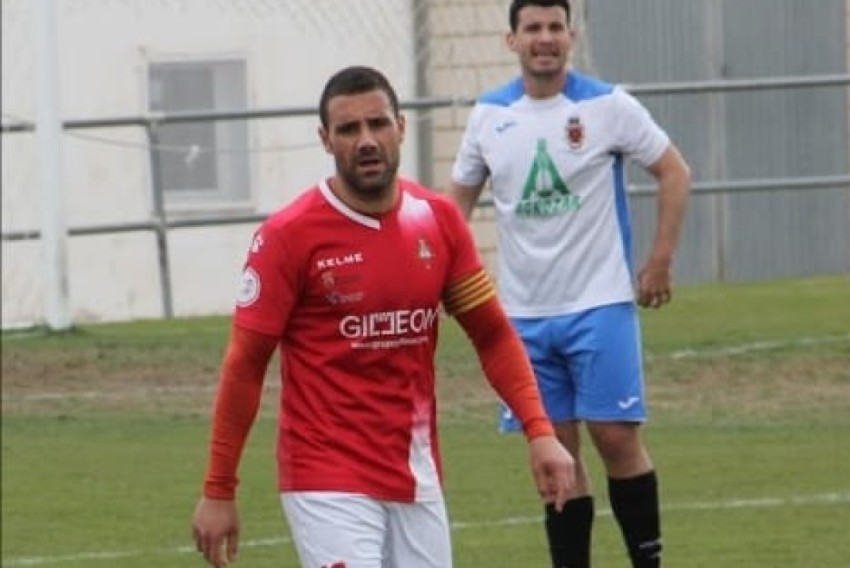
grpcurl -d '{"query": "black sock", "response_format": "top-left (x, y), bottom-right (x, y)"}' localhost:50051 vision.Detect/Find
top-left (544, 495), bottom-right (594, 568)
top-left (608, 471), bottom-right (662, 568)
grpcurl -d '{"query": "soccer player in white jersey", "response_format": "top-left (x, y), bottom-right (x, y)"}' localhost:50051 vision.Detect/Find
top-left (448, 1), bottom-right (691, 567)
top-left (190, 65), bottom-right (575, 568)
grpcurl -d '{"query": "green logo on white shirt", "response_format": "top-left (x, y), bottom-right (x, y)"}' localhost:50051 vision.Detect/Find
top-left (516, 139), bottom-right (580, 217)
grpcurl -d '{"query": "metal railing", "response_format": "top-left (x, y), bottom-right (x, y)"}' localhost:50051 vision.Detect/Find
top-left (3, 73), bottom-right (849, 319)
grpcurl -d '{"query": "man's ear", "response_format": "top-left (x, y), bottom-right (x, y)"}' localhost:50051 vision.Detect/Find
top-left (318, 126), bottom-right (332, 153)
top-left (505, 31), bottom-right (517, 53)
top-left (397, 113), bottom-right (406, 143)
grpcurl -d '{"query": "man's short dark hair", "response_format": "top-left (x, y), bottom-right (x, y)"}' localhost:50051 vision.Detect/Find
top-left (509, 0), bottom-right (571, 31)
top-left (318, 66), bottom-right (400, 129)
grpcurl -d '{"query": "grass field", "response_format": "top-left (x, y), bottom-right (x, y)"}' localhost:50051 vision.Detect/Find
top-left (2, 275), bottom-right (849, 567)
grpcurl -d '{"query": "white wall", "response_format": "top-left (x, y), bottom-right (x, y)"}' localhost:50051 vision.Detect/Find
top-left (2, 0), bottom-right (419, 327)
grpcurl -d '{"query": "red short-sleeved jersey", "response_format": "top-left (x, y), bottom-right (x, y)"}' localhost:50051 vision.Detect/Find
top-left (232, 177), bottom-right (484, 502)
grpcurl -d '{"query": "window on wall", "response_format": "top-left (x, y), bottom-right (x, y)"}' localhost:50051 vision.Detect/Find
top-left (148, 60), bottom-right (250, 207)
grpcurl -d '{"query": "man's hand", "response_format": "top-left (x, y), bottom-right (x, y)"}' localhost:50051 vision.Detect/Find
top-left (637, 258), bottom-right (673, 309)
top-left (528, 435), bottom-right (575, 512)
top-left (192, 497), bottom-right (240, 567)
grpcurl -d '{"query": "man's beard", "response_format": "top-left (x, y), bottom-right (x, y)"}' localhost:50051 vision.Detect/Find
top-left (338, 156), bottom-right (399, 202)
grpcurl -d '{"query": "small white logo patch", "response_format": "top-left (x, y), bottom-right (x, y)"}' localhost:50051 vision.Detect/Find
top-left (249, 233), bottom-right (264, 254)
top-left (617, 396), bottom-right (641, 410)
top-left (235, 267), bottom-right (261, 307)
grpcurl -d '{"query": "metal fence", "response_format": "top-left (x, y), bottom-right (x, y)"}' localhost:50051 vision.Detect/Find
top-left (3, 73), bottom-right (850, 322)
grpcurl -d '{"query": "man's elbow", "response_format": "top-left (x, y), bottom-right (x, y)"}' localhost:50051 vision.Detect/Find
top-left (447, 182), bottom-right (483, 220)
top-left (654, 147), bottom-right (692, 195)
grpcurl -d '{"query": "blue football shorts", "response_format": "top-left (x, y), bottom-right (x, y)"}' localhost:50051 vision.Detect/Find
top-left (500, 301), bottom-right (647, 432)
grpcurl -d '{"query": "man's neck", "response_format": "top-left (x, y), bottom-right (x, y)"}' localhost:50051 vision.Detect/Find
top-left (523, 69), bottom-right (569, 99)
top-left (328, 177), bottom-right (399, 216)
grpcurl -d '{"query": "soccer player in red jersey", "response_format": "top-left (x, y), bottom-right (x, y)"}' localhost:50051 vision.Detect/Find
top-left (191, 65), bottom-right (575, 568)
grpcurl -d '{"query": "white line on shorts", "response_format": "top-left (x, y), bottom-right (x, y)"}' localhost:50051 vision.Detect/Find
top-left (4, 491), bottom-right (849, 566)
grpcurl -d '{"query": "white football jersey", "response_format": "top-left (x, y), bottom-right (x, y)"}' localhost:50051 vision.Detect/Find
top-left (452, 71), bottom-right (670, 317)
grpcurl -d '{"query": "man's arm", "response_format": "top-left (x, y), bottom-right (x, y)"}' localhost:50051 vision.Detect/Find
top-left (448, 276), bottom-right (575, 510)
top-left (192, 324), bottom-right (277, 568)
top-left (454, 296), bottom-right (553, 439)
top-left (446, 181), bottom-right (486, 220)
top-left (637, 143), bottom-right (691, 309)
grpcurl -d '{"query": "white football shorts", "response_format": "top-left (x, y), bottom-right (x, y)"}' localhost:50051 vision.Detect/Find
top-left (281, 491), bottom-right (453, 568)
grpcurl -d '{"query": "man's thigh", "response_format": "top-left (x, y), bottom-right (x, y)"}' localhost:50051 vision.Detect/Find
top-left (557, 303), bottom-right (646, 422)
top-left (385, 499), bottom-right (452, 568)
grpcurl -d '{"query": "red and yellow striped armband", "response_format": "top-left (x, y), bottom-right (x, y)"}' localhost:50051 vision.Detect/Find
top-left (442, 269), bottom-right (497, 316)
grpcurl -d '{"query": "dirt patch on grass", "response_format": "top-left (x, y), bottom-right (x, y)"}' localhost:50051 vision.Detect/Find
top-left (435, 347), bottom-right (850, 426)
top-left (1, 338), bottom-right (228, 415)
top-left (3, 336), bottom-right (849, 423)
top-left (646, 351), bottom-right (850, 423)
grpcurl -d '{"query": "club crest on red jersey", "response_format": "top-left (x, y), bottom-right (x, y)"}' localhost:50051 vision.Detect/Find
top-left (566, 115), bottom-right (585, 150)
top-left (418, 238), bottom-right (434, 268)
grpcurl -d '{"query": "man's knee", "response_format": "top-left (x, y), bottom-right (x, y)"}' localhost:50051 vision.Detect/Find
top-left (587, 422), bottom-right (649, 473)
